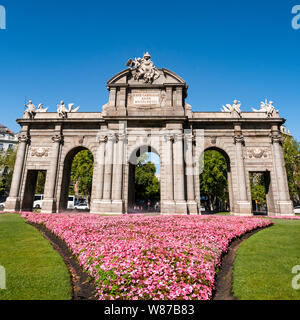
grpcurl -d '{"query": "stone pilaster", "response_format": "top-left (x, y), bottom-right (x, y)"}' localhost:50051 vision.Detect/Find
top-left (173, 132), bottom-right (187, 215)
top-left (42, 132), bottom-right (63, 213)
top-left (118, 87), bottom-right (127, 116)
top-left (271, 127), bottom-right (294, 215)
top-left (90, 134), bottom-right (107, 214)
top-left (162, 133), bottom-right (175, 214)
top-left (5, 133), bottom-right (29, 212)
top-left (185, 133), bottom-right (198, 215)
top-left (111, 133), bottom-right (126, 214)
top-left (99, 133), bottom-right (115, 213)
top-left (233, 125), bottom-right (252, 215)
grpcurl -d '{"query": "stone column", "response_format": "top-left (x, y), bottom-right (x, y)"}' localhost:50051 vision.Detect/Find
top-left (111, 133), bottom-right (125, 214)
top-left (90, 134), bottom-right (107, 214)
top-left (42, 133), bottom-right (63, 213)
top-left (173, 132), bottom-right (187, 214)
top-left (100, 133), bottom-right (115, 212)
top-left (233, 125), bottom-right (252, 215)
top-left (271, 127), bottom-right (294, 215)
top-left (185, 133), bottom-right (198, 214)
top-left (5, 133), bottom-right (29, 212)
top-left (162, 134), bottom-right (175, 214)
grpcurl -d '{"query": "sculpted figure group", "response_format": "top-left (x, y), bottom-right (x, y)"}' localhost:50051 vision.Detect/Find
top-left (24, 100), bottom-right (48, 119)
top-left (24, 100), bottom-right (80, 119)
top-left (221, 99), bottom-right (279, 118)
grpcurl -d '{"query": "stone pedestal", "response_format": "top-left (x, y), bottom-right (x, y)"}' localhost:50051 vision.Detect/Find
top-left (41, 199), bottom-right (57, 214)
top-left (161, 200), bottom-right (176, 215)
top-left (233, 201), bottom-right (252, 216)
top-left (187, 200), bottom-right (198, 215)
top-left (4, 197), bottom-right (20, 213)
top-left (111, 200), bottom-right (124, 215)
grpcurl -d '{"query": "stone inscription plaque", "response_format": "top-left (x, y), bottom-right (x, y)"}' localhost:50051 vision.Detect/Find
top-left (133, 93), bottom-right (159, 105)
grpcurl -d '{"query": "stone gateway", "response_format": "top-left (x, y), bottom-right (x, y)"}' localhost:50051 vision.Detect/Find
top-left (5, 53), bottom-right (294, 216)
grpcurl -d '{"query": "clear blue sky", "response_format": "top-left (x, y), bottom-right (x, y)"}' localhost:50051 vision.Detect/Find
top-left (0, 0), bottom-right (299, 140)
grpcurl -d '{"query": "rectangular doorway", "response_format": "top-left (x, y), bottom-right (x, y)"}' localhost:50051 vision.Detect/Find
top-left (249, 171), bottom-right (272, 216)
top-left (22, 170), bottom-right (47, 211)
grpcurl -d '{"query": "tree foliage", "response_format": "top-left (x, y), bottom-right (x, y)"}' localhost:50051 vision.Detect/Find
top-left (35, 171), bottom-right (46, 194)
top-left (250, 173), bottom-right (266, 206)
top-left (135, 155), bottom-right (160, 201)
top-left (70, 150), bottom-right (94, 197)
top-left (200, 150), bottom-right (229, 211)
top-left (0, 149), bottom-right (17, 197)
top-left (283, 135), bottom-right (300, 204)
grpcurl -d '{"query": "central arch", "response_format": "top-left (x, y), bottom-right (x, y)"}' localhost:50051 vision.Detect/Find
top-left (127, 145), bottom-right (161, 214)
top-left (200, 146), bottom-right (233, 214)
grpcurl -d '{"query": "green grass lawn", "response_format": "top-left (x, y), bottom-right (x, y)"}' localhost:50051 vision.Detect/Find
top-left (233, 219), bottom-right (300, 300)
top-left (0, 214), bottom-right (72, 300)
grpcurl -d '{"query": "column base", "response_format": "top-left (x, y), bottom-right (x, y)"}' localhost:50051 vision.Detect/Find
top-left (277, 200), bottom-right (295, 216)
top-left (232, 201), bottom-right (252, 216)
top-left (111, 200), bottom-right (124, 215)
top-left (4, 197), bottom-right (20, 212)
top-left (90, 199), bottom-right (123, 215)
top-left (41, 199), bottom-right (57, 214)
top-left (187, 200), bottom-right (198, 215)
top-left (161, 200), bottom-right (176, 215)
top-left (175, 201), bottom-right (188, 215)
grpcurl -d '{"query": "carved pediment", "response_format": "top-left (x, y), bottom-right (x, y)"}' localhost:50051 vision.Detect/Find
top-left (107, 68), bottom-right (186, 87)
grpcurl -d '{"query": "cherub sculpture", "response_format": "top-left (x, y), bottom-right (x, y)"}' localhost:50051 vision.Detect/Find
top-left (252, 99), bottom-right (278, 118)
top-left (221, 100), bottom-right (242, 118)
top-left (36, 103), bottom-right (48, 113)
top-left (57, 101), bottom-right (80, 119)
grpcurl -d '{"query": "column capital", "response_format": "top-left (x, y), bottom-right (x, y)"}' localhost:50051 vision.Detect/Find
top-left (184, 133), bottom-right (194, 143)
top-left (18, 133), bottom-right (30, 143)
top-left (234, 133), bottom-right (245, 145)
top-left (97, 134), bottom-right (108, 144)
top-left (173, 133), bottom-right (184, 142)
top-left (164, 133), bottom-right (175, 143)
top-left (116, 133), bottom-right (127, 143)
top-left (52, 134), bottom-right (63, 143)
top-left (270, 131), bottom-right (283, 144)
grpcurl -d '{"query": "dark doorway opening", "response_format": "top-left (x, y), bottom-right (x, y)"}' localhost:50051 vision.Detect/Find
top-left (22, 170), bottom-right (46, 211)
top-left (249, 171), bottom-right (270, 215)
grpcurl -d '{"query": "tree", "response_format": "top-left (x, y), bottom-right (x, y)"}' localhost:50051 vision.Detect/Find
top-left (70, 150), bottom-right (94, 198)
top-left (250, 173), bottom-right (266, 210)
top-left (282, 135), bottom-right (300, 204)
top-left (200, 150), bottom-right (228, 211)
top-left (0, 149), bottom-right (17, 197)
top-left (135, 157), bottom-right (160, 202)
top-left (35, 171), bottom-right (46, 194)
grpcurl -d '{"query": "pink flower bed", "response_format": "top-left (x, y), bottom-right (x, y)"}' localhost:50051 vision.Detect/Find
top-left (21, 213), bottom-right (272, 300)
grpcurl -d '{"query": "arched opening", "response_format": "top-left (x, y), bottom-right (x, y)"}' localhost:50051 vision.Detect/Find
top-left (200, 147), bottom-right (231, 214)
top-left (59, 147), bottom-right (94, 212)
top-left (128, 146), bottom-right (161, 214)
